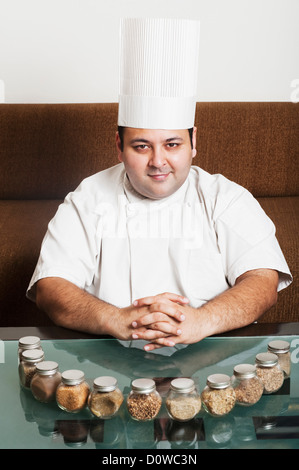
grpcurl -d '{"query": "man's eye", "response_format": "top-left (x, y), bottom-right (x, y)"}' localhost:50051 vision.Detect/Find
top-left (167, 143), bottom-right (179, 148)
top-left (134, 145), bottom-right (149, 150)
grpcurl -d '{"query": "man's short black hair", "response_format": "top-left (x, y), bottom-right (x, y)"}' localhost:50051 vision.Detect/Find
top-left (117, 126), bottom-right (194, 152)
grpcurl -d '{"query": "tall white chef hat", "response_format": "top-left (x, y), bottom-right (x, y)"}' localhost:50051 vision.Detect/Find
top-left (118, 18), bottom-right (200, 130)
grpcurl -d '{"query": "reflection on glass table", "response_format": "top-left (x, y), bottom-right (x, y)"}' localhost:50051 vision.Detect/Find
top-left (1, 335), bottom-right (298, 449)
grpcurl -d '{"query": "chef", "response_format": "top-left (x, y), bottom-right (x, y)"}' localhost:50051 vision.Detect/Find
top-left (27, 18), bottom-right (292, 351)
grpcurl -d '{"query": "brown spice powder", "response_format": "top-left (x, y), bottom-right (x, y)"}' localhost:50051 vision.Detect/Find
top-left (56, 382), bottom-right (90, 412)
top-left (31, 373), bottom-right (62, 403)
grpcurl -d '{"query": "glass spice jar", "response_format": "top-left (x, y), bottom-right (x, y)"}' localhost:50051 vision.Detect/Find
top-left (201, 374), bottom-right (236, 417)
top-left (30, 361), bottom-right (61, 403)
top-left (88, 376), bottom-right (124, 419)
top-left (127, 378), bottom-right (162, 421)
top-left (255, 352), bottom-right (284, 394)
top-left (56, 370), bottom-right (90, 413)
top-left (231, 364), bottom-right (264, 406)
top-left (18, 336), bottom-right (43, 363)
top-left (166, 378), bottom-right (201, 422)
top-left (268, 340), bottom-right (291, 378)
top-left (19, 349), bottom-right (45, 389)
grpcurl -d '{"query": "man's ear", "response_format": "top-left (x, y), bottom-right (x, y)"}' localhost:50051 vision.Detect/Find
top-left (192, 126), bottom-right (197, 159)
top-left (116, 132), bottom-right (123, 162)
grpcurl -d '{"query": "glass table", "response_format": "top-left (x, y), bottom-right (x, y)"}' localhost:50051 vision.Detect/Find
top-left (0, 330), bottom-right (298, 450)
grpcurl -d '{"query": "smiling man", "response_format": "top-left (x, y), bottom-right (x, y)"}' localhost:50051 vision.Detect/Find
top-left (116, 127), bottom-right (197, 200)
top-left (27, 18), bottom-right (292, 351)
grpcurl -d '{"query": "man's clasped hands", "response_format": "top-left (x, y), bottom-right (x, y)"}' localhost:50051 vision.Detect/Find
top-left (120, 292), bottom-right (202, 351)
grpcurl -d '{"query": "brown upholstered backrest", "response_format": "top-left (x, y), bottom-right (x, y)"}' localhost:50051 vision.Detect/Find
top-left (0, 102), bottom-right (298, 199)
top-left (0, 103), bottom-right (118, 199)
top-left (195, 102), bottom-right (299, 197)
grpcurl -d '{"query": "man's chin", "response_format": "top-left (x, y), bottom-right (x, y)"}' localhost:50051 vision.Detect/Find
top-left (142, 187), bottom-right (178, 200)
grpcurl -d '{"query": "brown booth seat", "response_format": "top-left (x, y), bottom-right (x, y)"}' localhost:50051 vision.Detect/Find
top-left (0, 102), bottom-right (298, 326)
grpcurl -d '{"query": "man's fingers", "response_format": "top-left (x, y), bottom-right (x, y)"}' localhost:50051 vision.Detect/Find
top-left (133, 292), bottom-right (189, 307)
top-left (132, 305), bottom-right (185, 328)
top-left (132, 320), bottom-right (182, 339)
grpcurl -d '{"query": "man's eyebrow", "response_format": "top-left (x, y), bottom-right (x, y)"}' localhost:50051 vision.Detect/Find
top-left (165, 136), bottom-right (184, 142)
top-left (129, 138), bottom-right (151, 145)
top-left (129, 136), bottom-right (184, 145)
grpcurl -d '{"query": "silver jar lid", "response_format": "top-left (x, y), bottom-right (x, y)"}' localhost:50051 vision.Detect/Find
top-left (21, 349), bottom-right (44, 362)
top-left (18, 336), bottom-right (41, 349)
top-left (61, 369), bottom-right (85, 385)
top-left (233, 364), bottom-right (257, 379)
top-left (131, 378), bottom-right (156, 393)
top-left (206, 374), bottom-right (231, 389)
top-left (268, 340), bottom-right (290, 354)
top-left (36, 361), bottom-right (59, 376)
top-left (170, 378), bottom-right (195, 393)
top-left (255, 352), bottom-right (278, 367)
top-left (93, 376), bottom-right (117, 392)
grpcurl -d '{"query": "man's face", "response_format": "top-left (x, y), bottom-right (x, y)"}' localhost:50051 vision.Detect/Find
top-left (116, 127), bottom-right (197, 200)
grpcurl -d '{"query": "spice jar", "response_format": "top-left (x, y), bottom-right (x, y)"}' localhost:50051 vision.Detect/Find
top-left (268, 340), bottom-right (291, 378)
top-left (18, 336), bottom-right (43, 363)
top-left (255, 352), bottom-right (284, 394)
top-left (19, 349), bottom-right (45, 389)
top-left (166, 378), bottom-right (201, 422)
top-left (127, 378), bottom-right (162, 421)
top-left (30, 361), bottom-right (61, 403)
top-left (56, 369), bottom-right (90, 413)
top-left (231, 364), bottom-right (264, 406)
top-left (201, 374), bottom-right (236, 417)
top-left (88, 376), bottom-right (124, 419)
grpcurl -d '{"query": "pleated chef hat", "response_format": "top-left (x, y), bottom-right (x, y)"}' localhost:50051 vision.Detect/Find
top-left (118, 18), bottom-right (200, 130)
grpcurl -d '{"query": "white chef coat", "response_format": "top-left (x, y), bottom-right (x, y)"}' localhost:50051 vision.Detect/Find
top-left (27, 163), bottom-right (292, 308)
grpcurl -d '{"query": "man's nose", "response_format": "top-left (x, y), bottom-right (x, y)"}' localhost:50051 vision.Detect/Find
top-left (148, 146), bottom-right (167, 168)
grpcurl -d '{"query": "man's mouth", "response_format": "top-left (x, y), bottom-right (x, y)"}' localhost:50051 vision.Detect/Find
top-left (148, 172), bottom-right (171, 181)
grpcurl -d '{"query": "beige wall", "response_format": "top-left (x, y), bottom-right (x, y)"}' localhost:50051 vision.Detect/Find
top-left (0, 0), bottom-right (298, 103)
